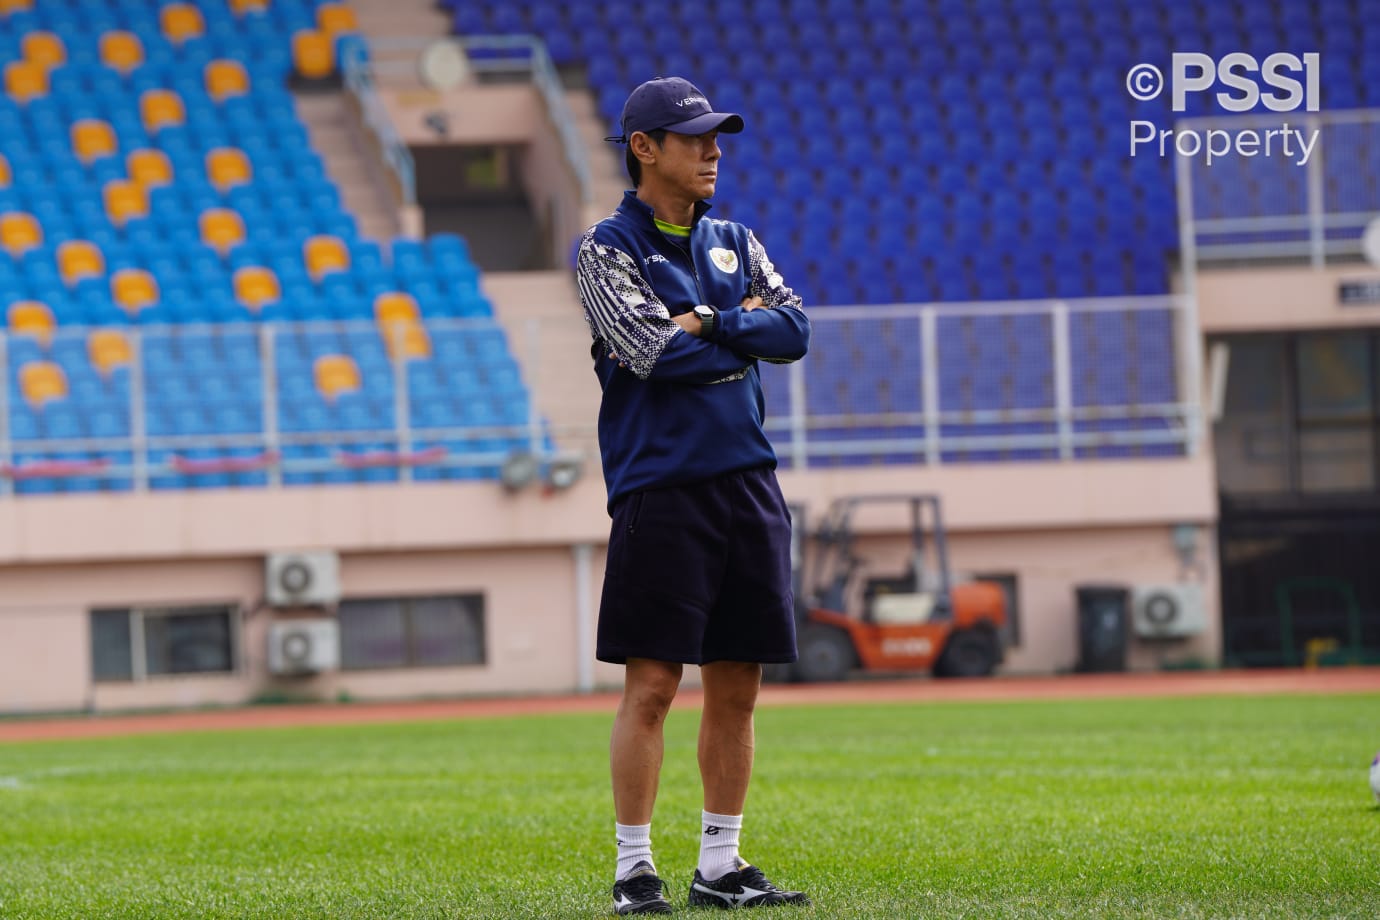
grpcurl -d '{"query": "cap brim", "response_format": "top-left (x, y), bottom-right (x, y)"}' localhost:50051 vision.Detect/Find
top-left (661, 111), bottom-right (744, 136)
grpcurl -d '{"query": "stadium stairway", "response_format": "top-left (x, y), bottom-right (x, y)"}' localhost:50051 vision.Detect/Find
top-left (294, 91), bottom-right (401, 241)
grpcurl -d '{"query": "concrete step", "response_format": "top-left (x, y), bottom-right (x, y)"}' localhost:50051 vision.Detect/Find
top-left (293, 89), bottom-right (401, 242)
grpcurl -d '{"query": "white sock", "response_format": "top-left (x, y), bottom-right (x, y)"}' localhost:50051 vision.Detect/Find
top-left (698, 810), bottom-right (744, 881)
top-left (616, 822), bottom-right (654, 880)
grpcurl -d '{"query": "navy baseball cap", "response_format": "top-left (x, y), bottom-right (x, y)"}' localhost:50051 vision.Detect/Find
top-left (604, 77), bottom-right (744, 143)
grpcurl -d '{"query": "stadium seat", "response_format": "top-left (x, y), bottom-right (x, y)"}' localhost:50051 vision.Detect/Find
top-left (0, 153), bottom-right (9, 187)
top-left (159, 3), bottom-right (205, 45)
top-left (110, 268), bottom-right (158, 313)
top-left (103, 180), bottom-right (148, 226)
top-left (5, 60), bottom-right (48, 102)
top-left (304, 235), bottom-right (350, 280)
top-left (127, 149), bottom-right (173, 187)
top-left (0, 211), bottom-right (42, 255)
top-left (228, 0), bottom-right (267, 13)
top-left (313, 354), bottom-right (362, 401)
top-left (0, 0), bottom-right (33, 14)
top-left (71, 119), bottom-right (117, 164)
top-left (292, 30), bottom-right (334, 79)
top-left (139, 90), bottom-right (185, 133)
top-left (373, 291), bottom-right (421, 327)
top-left (205, 60), bottom-right (249, 101)
top-left (7, 301), bottom-right (55, 345)
top-left (317, 2), bottom-right (359, 35)
top-left (99, 31), bottom-right (145, 74)
top-left (18, 361), bottom-right (67, 407)
top-left (58, 240), bottom-right (105, 286)
top-left (20, 31), bottom-right (64, 70)
top-left (233, 265), bottom-right (280, 310)
top-left (383, 322), bottom-right (432, 360)
top-left (206, 147), bottom-right (251, 190)
top-left (199, 208), bottom-right (245, 254)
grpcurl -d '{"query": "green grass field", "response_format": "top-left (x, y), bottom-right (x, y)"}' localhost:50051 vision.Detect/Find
top-left (1, 693), bottom-right (1377, 919)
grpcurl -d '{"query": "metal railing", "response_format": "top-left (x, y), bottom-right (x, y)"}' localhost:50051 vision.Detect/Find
top-left (762, 297), bottom-right (1197, 469)
top-left (340, 40), bottom-right (418, 208)
top-left (354, 34), bottom-right (592, 208)
top-left (0, 296), bottom-right (1199, 497)
top-left (0, 319), bottom-right (577, 497)
top-left (1180, 107), bottom-right (1379, 266)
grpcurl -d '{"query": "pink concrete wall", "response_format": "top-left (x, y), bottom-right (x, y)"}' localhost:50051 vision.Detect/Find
top-left (1197, 264), bottom-right (1380, 333)
top-left (0, 454), bottom-right (1217, 714)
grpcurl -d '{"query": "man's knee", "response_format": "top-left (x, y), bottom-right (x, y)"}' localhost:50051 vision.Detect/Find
top-left (702, 661), bottom-right (762, 714)
top-left (621, 659), bottom-right (683, 724)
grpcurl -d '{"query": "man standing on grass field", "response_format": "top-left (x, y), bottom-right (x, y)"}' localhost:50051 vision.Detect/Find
top-left (575, 77), bottom-right (812, 915)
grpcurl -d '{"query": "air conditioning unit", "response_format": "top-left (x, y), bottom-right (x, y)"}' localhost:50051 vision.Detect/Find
top-left (1132, 584), bottom-right (1208, 639)
top-left (265, 551), bottom-right (341, 607)
top-left (268, 619), bottom-right (340, 675)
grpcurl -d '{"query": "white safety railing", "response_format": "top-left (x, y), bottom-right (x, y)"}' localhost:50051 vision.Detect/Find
top-left (340, 40), bottom-right (418, 207)
top-left (1179, 107), bottom-right (1379, 267)
top-left (0, 296), bottom-right (1199, 497)
top-left (355, 34), bottom-right (592, 208)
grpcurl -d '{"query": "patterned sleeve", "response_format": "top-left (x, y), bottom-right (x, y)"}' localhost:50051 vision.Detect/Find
top-left (574, 229), bottom-right (681, 381)
top-left (746, 230), bottom-right (803, 312)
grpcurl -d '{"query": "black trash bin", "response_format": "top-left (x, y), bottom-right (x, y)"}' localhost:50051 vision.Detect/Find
top-left (1075, 585), bottom-right (1129, 672)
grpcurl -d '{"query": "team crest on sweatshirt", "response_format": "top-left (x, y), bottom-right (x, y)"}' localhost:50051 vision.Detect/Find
top-left (709, 248), bottom-right (739, 274)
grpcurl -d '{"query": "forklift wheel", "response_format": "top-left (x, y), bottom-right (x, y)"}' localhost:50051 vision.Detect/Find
top-left (934, 629), bottom-right (999, 678)
top-left (795, 625), bottom-right (857, 683)
top-left (761, 662), bottom-right (795, 684)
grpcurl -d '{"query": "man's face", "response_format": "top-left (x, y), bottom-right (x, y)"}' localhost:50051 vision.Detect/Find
top-left (651, 130), bottom-right (721, 200)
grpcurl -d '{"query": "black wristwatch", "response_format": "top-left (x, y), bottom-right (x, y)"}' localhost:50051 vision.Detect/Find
top-left (693, 304), bottom-right (716, 338)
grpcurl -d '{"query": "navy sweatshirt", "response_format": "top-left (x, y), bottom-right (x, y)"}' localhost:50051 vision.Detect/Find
top-left (575, 191), bottom-right (811, 510)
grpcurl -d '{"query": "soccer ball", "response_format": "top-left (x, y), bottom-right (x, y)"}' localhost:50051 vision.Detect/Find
top-left (1371, 753), bottom-right (1380, 804)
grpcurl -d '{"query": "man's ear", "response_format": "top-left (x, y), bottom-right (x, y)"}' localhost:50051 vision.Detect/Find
top-left (629, 131), bottom-right (658, 166)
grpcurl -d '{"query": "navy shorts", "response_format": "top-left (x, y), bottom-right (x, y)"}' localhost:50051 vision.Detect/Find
top-left (597, 466), bottom-right (798, 666)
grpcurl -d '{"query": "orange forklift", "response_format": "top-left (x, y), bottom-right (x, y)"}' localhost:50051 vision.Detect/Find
top-left (777, 495), bottom-right (1009, 682)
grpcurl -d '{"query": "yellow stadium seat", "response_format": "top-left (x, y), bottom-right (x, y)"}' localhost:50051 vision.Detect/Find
top-left (316, 2), bottom-right (358, 34)
top-left (99, 31), bottom-right (144, 74)
top-left (303, 235), bottom-right (350, 280)
top-left (0, 153), bottom-right (9, 187)
top-left (199, 208), bottom-right (245, 255)
top-left (205, 147), bottom-right (252, 191)
top-left (139, 89), bottom-right (185, 133)
top-left (7, 301), bottom-right (55, 345)
top-left (5, 60), bottom-right (48, 102)
top-left (313, 354), bottom-right (362, 401)
top-left (0, 212), bottom-right (42, 256)
top-left (87, 330), bottom-right (133, 376)
top-left (159, 3), bottom-right (204, 44)
top-left (103, 180), bottom-right (148, 227)
top-left (127, 149), bottom-right (173, 188)
top-left (292, 29), bottom-right (335, 80)
top-left (374, 291), bottom-right (420, 326)
top-left (383, 322), bottom-right (432, 360)
top-left (0, 0), bottom-right (35, 16)
top-left (110, 268), bottom-right (159, 313)
top-left (233, 266), bottom-right (281, 311)
top-left (19, 361), bottom-right (67, 407)
top-left (71, 118), bottom-right (117, 164)
top-left (57, 240), bottom-right (105, 286)
top-left (205, 59), bottom-right (249, 101)
top-left (21, 32), bottom-right (64, 70)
